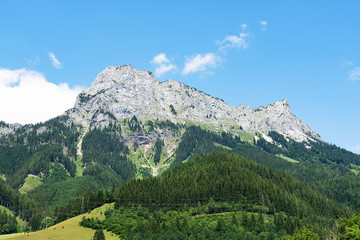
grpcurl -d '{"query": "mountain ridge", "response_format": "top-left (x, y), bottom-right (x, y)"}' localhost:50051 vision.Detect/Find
top-left (65, 64), bottom-right (321, 143)
top-left (0, 64), bottom-right (321, 144)
top-left (2, 65), bottom-right (360, 237)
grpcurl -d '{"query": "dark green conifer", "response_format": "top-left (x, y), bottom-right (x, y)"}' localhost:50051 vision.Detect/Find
top-left (93, 228), bottom-right (105, 240)
top-left (232, 213), bottom-right (238, 226)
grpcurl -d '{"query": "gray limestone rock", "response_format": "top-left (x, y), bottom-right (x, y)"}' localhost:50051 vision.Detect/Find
top-left (64, 65), bottom-right (321, 142)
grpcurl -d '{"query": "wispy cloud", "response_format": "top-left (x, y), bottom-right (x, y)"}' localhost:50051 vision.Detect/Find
top-left (156, 24), bottom-right (253, 77)
top-left (48, 52), bottom-right (62, 69)
top-left (240, 23), bottom-right (247, 31)
top-left (151, 53), bottom-right (169, 65)
top-left (182, 29), bottom-right (250, 75)
top-left (150, 53), bottom-right (177, 76)
top-left (259, 20), bottom-right (268, 31)
top-left (0, 68), bottom-right (82, 124)
top-left (154, 64), bottom-right (177, 76)
top-left (27, 56), bottom-right (40, 67)
top-left (341, 60), bottom-right (353, 68)
top-left (349, 67), bottom-right (360, 81)
top-left (218, 33), bottom-right (248, 50)
top-left (182, 53), bottom-right (220, 75)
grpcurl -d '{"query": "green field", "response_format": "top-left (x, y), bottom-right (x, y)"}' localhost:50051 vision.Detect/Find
top-left (1, 204), bottom-right (119, 240)
top-left (19, 175), bottom-right (43, 194)
top-left (276, 154), bottom-right (299, 163)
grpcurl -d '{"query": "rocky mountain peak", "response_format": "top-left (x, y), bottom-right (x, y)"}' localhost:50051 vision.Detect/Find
top-left (254, 99), bottom-right (291, 114)
top-left (273, 99), bottom-right (291, 115)
top-left (91, 65), bottom-right (155, 87)
top-left (68, 65), bottom-right (321, 143)
top-left (72, 65), bottom-right (159, 125)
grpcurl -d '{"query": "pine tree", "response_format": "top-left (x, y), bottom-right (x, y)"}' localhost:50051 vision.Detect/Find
top-left (258, 212), bottom-right (264, 226)
top-left (242, 212), bottom-right (248, 228)
top-left (208, 197), bottom-right (216, 214)
top-left (93, 228), bottom-right (105, 240)
top-left (249, 214), bottom-right (256, 231)
top-left (176, 217), bottom-right (181, 231)
top-left (232, 213), bottom-right (238, 227)
top-left (216, 220), bottom-right (223, 232)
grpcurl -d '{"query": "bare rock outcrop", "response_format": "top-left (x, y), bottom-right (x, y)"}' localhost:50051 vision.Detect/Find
top-left (67, 65), bottom-right (321, 142)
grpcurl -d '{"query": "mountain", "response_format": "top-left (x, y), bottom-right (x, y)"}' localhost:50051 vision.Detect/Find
top-left (67, 65), bottom-right (321, 143)
top-left (0, 65), bottom-right (323, 172)
top-left (0, 65), bottom-right (358, 183)
top-left (1, 64), bottom-right (360, 236)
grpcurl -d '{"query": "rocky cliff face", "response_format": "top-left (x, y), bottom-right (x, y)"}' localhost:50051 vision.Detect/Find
top-left (0, 122), bottom-right (22, 135)
top-left (67, 65), bottom-right (321, 142)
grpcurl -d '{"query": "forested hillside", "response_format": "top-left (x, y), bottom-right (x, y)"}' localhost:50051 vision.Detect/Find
top-left (78, 152), bottom-right (343, 239)
top-left (1, 112), bottom-right (360, 238)
top-left (0, 118), bottom-right (134, 231)
top-left (172, 126), bottom-right (360, 212)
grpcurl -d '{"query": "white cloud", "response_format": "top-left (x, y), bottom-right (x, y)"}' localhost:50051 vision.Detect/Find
top-left (150, 53), bottom-right (177, 76)
top-left (349, 67), bottom-right (360, 81)
top-left (218, 33), bottom-right (248, 50)
top-left (0, 68), bottom-right (82, 124)
top-left (151, 53), bottom-right (169, 65)
top-left (48, 52), bottom-right (62, 69)
top-left (241, 23), bottom-right (247, 31)
top-left (155, 64), bottom-right (177, 76)
top-left (259, 20), bottom-right (268, 31)
top-left (182, 53), bottom-right (220, 75)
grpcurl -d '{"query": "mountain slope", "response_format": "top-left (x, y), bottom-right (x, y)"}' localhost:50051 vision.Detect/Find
top-left (115, 152), bottom-right (341, 217)
top-left (2, 204), bottom-right (117, 240)
top-left (0, 65), bottom-right (324, 182)
top-left (1, 64), bottom-right (360, 235)
top-left (0, 65), bottom-right (358, 198)
top-left (67, 65), bottom-right (321, 143)
top-left (83, 152), bottom-right (341, 239)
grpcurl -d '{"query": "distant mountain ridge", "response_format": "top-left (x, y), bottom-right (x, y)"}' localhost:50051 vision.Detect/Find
top-left (63, 64), bottom-right (321, 143)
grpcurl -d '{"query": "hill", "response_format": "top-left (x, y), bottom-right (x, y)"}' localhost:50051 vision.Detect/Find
top-left (78, 152), bottom-right (343, 239)
top-left (0, 65), bottom-right (359, 236)
top-left (0, 204), bottom-right (117, 240)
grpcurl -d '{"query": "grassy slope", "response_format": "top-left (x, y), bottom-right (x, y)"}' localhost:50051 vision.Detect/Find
top-left (276, 154), bottom-right (299, 163)
top-left (19, 175), bottom-right (43, 194)
top-left (1, 204), bottom-right (118, 240)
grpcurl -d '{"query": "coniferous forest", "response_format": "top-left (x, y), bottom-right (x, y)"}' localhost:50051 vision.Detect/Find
top-left (3, 1), bottom-right (360, 238)
top-left (1, 117), bottom-right (360, 239)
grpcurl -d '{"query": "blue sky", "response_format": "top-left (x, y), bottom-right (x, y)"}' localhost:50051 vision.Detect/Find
top-left (0, 0), bottom-right (359, 153)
